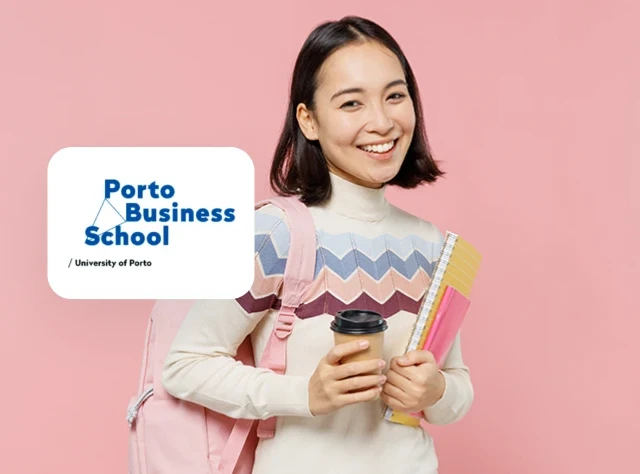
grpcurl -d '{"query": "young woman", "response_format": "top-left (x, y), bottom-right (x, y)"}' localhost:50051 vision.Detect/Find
top-left (163, 16), bottom-right (474, 474)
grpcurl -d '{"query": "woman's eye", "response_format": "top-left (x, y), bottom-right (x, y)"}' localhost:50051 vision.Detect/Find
top-left (340, 100), bottom-right (360, 109)
top-left (388, 93), bottom-right (406, 100)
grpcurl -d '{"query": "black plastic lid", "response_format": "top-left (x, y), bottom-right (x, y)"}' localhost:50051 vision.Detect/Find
top-left (330, 309), bottom-right (388, 335)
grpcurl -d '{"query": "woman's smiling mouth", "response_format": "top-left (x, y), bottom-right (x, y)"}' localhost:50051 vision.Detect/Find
top-left (357, 139), bottom-right (398, 160)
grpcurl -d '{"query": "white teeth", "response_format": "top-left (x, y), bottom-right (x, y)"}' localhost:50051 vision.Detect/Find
top-left (360, 140), bottom-right (395, 153)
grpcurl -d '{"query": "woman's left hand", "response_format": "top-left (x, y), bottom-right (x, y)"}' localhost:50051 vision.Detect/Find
top-left (381, 350), bottom-right (445, 413)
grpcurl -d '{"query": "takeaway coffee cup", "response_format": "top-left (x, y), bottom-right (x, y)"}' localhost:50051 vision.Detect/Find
top-left (330, 309), bottom-right (388, 369)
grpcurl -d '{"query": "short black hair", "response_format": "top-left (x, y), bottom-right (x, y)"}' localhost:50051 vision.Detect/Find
top-left (270, 15), bottom-right (445, 206)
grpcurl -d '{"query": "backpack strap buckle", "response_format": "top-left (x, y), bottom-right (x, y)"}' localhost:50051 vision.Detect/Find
top-left (274, 305), bottom-right (296, 339)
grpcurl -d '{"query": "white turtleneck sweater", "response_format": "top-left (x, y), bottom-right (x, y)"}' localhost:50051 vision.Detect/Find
top-left (162, 172), bottom-right (474, 474)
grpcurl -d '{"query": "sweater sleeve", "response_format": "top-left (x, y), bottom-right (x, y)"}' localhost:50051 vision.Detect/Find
top-left (422, 331), bottom-right (474, 425)
top-left (162, 206), bottom-right (314, 420)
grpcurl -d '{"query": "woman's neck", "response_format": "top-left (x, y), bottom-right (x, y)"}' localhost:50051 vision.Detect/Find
top-left (320, 171), bottom-right (390, 221)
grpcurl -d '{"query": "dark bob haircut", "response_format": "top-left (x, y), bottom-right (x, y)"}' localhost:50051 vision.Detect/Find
top-left (270, 15), bottom-right (445, 206)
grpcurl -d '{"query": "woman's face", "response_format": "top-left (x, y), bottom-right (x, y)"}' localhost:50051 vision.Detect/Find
top-left (297, 41), bottom-right (416, 189)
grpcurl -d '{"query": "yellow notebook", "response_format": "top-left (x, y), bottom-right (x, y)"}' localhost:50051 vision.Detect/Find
top-left (383, 231), bottom-right (482, 426)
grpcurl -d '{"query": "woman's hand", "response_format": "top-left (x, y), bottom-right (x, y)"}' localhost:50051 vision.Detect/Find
top-left (381, 350), bottom-right (445, 414)
top-left (308, 340), bottom-right (386, 416)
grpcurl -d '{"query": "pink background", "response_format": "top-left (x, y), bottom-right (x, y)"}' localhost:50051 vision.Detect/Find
top-left (2, 1), bottom-right (639, 473)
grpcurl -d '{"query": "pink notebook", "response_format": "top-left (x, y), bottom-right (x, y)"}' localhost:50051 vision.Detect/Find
top-left (422, 285), bottom-right (471, 365)
top-left (407, 285), bottom-right (472, 418)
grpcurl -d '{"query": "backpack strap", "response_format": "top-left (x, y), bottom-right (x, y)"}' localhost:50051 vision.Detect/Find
top-left (256, 195), bottom-right (316, 437)
top-left (219, 195), bottom-right (316, 474)
top-left (256, 195), bottom-right (316, 352)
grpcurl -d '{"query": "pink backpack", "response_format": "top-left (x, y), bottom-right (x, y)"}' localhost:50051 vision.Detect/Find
top-left (126, 195), bottom-right (316, 474)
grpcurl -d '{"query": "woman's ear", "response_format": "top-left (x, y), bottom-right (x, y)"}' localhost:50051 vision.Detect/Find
top-left (296, 103), bottom-right (319, 141)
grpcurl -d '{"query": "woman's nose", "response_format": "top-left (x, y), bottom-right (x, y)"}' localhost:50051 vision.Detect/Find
top-left (365, 105), bottom-right (394, 135)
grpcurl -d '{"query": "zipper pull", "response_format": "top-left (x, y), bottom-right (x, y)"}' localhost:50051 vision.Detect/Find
top-left (127, 387), bottom-right (154, 427)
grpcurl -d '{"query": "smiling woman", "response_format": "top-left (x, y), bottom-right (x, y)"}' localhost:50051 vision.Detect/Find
top-left (162, 15), bottom-right (474, 474)
top-left (270, 17), bottom-right (444, 204)
top-left (296, 42), bottom-right (416, 186)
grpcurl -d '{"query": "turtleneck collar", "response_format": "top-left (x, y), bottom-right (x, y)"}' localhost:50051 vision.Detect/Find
top-left (320, 172), bottom-right (390, 221)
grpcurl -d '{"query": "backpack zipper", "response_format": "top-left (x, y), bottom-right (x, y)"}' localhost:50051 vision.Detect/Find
top-left (127, 386), bottom-right (154, 427)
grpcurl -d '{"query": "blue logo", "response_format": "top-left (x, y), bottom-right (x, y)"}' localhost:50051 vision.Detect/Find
top-left (85, 179), bottom-right (235, 246)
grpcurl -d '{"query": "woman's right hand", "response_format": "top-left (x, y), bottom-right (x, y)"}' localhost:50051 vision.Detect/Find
top-left (308, 340), bottom-right (386, 416)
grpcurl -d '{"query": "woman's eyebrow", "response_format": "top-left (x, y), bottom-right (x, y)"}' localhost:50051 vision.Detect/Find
top-left (330, 79), bottom-right (408, 101)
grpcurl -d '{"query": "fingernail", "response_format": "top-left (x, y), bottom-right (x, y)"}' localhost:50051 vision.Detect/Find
top-left (359, 340), bottom-right (369, 348)
top-left (399, 357), bottom-right (407, 364)
top-left (379, 376), bottom-right (387, 384)
top-left (378, 360), bottom-right (385, 368)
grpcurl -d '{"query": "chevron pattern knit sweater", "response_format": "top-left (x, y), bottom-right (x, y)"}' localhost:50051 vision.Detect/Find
top-left (163, 172), bottom-right (474, 474)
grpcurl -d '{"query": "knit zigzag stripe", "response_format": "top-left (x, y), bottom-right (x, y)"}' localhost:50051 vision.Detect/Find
top-left (255, 234), bottom-right (436, 280)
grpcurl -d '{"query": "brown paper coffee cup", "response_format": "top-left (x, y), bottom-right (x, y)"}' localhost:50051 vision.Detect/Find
top-left (330, 309), bottom-right (388, 373)
top-left (333, 332), bottom-right (384, 366)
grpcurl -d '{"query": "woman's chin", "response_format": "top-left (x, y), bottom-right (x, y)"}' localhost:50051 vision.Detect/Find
top-left (329, 155), bottom-right (402, 188)
top-left (368, 161), bottom-right (403, 183)
top-left (356, 169), bottom-right (399, 188)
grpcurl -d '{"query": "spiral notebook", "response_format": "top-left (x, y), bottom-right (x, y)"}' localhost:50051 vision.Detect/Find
top-left (383, 231), bottom-right (482, 426)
